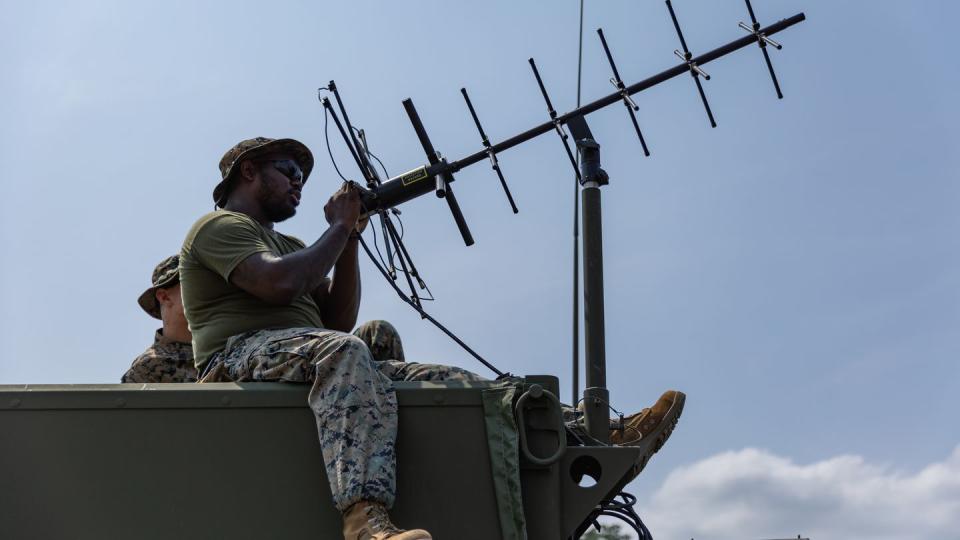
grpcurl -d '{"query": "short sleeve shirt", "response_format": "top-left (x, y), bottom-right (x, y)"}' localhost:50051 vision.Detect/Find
top-left (180, 210), bottom-right (325, 369)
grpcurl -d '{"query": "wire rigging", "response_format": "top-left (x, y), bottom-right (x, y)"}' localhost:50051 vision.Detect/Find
top-left (358, 235), bottom-right (502, 377)
top-left (318, 86), bottom-right (495, 374)
top-left (350, 126), bottom-right (392, 179)
top-left (324, 107), bottom-right (348, 182)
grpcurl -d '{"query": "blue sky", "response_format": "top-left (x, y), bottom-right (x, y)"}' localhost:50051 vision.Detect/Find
top-left (1, 1), bottom-right (957, 538)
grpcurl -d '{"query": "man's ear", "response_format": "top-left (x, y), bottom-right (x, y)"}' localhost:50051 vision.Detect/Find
top-left (154, 288), bottom-right (172, 308)
top-left (239, 159), bottom-right (259, 183)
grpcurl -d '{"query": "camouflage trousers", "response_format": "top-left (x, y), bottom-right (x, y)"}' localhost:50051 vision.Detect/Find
top-left (200, 320), bottom-right (483, 511)
top-left (354, 323), bottom-right (590, 432)
top-left (354, 322), bottom-right (587, 424)
top-left (352, 323), bottom-right (598, 433)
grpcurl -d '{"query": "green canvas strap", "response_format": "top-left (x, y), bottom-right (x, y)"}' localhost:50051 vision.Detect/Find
top-left (482, 382), bottom-right (527, 540)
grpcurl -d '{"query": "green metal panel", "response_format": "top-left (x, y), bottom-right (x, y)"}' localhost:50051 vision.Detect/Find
top-left (0, 381), bottom-right (640, 539)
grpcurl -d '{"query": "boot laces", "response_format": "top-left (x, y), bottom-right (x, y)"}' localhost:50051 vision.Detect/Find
top-left (616, 407), bottom-right (653, 445)
top-left (365, 505), bottom-right (403, 535)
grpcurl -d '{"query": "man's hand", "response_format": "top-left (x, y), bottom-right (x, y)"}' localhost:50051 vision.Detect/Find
top-left (324, 182), bottom-right (362, 230)
top-left (355, 214), bottom-right (369, 234)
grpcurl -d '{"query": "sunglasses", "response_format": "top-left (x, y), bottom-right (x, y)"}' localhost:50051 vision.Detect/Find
top-left (263, 159), bottom-right (304, 183)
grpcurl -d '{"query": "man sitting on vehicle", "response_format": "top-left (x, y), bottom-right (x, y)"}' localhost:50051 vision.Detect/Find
top-left (182, 137), bottom-right (684, 540)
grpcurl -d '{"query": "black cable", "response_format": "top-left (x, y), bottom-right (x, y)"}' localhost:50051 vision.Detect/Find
top-left (388, 213), bottom-right (402, 260)
top-left (369, 152), bottom-right (391, 179)
top-left (394, 210), bottom-right (405, 241)
top-left (324, 107), bottom-right (348, 182)
top-left (350, 126), bottom-right (392, 179)
top-left (358, 234), bottom-right (504, 377)
top-left (326, 102), bottom-right (397, 278)
top-left (320, 84), bottom-right (495, 375)
top-left (578, 492), bottom-right (653, 540)
top-left (350, 135), bottom-right (428, 300)
top-left (369, 213), bottom-right (434, 302)
top-left (321, 103), bottom-right (402, 279)
top-left (391, 213), bottom-right (435, 300)
top-left (369, 211), bottom-right (408, 284)
top-left (368, 213), bottom-right (392, 273)
top-left (326, 101), bottom-right (397, 275)
top-left (387, 210), bottom-right (434, 301)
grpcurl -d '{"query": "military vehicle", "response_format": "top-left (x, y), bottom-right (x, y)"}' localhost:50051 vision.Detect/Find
top-left (0, 3), bottom-right (805, 538)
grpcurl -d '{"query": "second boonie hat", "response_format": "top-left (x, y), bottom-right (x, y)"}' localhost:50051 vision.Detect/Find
top-left (137, 254), bottom-right (180, 319)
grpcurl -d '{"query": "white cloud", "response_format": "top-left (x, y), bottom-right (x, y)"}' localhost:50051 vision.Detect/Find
top-left (637, 446), bottom-right (960, 540)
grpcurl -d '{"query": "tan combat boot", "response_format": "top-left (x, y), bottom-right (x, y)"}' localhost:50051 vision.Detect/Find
top-left (609, 390), bottom-right (685, 472)
top-left (342, 501), bottom-right (432, 540)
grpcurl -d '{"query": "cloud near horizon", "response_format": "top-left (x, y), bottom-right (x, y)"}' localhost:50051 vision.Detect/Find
top-left (638, 445), bottom-right (960, 540)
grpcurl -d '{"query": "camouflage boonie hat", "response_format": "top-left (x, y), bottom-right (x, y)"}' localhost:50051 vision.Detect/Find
top-left (213, 137), bottom-right (314, 206)
top-left (137, 255), bottom-right (180, 319)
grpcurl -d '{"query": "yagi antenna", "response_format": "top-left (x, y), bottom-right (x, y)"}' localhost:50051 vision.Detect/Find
top-left (314, 2), bottom-right (807, 408)
top-left (320, 82), bottom-right (431, 307)
top-left (341, 12), bottom-right (806, 227)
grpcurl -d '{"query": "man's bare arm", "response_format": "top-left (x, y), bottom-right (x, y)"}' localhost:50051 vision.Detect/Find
top-left (229, 183), bottom-right (362, 305)
top-left (317, 237), bottom-right (361, 332)
top-left (230, 222), bottom-right (352, 305)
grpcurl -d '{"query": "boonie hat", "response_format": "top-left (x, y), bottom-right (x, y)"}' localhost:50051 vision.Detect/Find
top-left (137, 255), bottom-right (180, 319)
top-left (214, 137), bottom-right (314, 206)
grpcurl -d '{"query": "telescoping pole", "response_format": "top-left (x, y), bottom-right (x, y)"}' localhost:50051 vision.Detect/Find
top-left (568, 115), bottom-right (610, 444)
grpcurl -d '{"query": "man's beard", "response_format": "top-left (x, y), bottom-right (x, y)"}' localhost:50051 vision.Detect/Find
top-left (257, 178), bottom-right (297, 223)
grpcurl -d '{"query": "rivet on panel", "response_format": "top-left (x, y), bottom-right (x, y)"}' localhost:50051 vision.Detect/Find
top-left (9, 398), bottom-right (21, 408)
top-left (220, 396), bottom-right (231, 406)
top-left (433, 394), bottom-right (444, 404)
top-left (114, 397), bottom-right (126, 408)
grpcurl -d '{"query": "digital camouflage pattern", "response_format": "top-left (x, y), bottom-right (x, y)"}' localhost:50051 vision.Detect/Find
top-left (198, 323), bottom-right (484, 512)
top-left (137, 254), bottom-right (181, 319)
top-left (350, 323), bottom-right (581, 421)
top-left (192, 320), bottom-right (655, 511)
top-left (374, 357), bottom-right (486, 383)
top-left (121, 330), bottom-right (197, 383)
top-left (214, 137), bottom-right (315, 206)
top-left (350, 322), bottom-right (621, 439)
top-left (352, 320), bottom-right (406, 362)
top-left (352, 320), bottom-right (486, 382)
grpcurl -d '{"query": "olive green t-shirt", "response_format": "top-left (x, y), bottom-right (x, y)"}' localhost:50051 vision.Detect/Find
top-left (180, 210), bottom-right (326, 369)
